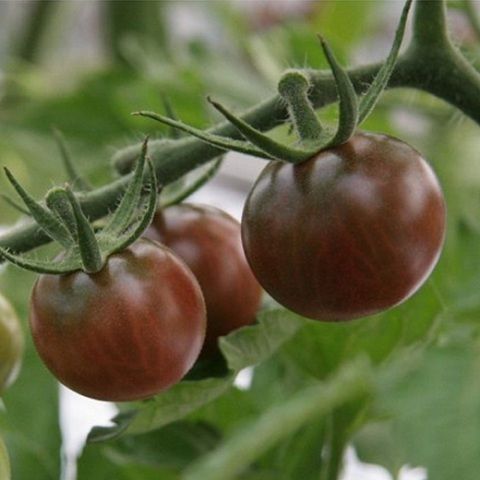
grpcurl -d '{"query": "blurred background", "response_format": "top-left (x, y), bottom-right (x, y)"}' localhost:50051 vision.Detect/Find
top-left (0, 1), bottom-right (479, 479)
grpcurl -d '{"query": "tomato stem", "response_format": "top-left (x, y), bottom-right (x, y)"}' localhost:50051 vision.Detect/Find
top-left (278, 70), bottom-right (324, 143)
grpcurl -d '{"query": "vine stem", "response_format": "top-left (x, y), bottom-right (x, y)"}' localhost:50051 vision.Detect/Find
top-left (1, 0), bottom-right (480, 260)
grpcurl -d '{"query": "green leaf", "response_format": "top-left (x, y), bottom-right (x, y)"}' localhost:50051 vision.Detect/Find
top-left (183, 359), bottom-right (372, 480)
top-left (285, 282), bottom-right (443, 379)
top-left (79, 420), bottom-right (221, 478)
top-left (375, 341), bottom-right (480, 480)
top-left (219, 309), bottom-right (303, 372)
top-left (88, 378), bottom-right (234, 442)
top-left (354, 421), bottom-right (407, 478)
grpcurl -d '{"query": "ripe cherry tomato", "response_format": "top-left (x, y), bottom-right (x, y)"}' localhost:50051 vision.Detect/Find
top-left (29, 239), bottom-right (206, 401)
top-left (241, 132), bottom-right (446, 321)
top-left (0, 292), bottom-right (23, 394)
top-left (145, 204), bottom-right (262, 356)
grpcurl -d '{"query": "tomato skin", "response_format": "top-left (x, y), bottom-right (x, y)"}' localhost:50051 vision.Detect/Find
top-left (145, 204), bottom-right (262, 356)
top-left (242, 132), bottom-right (446, 321)
top-left (29, 239), bottom-right (206, 401)
top-left (0, 293), bottom-right (23, 394)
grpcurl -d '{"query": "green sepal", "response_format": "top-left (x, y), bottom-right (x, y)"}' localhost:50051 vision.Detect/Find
top-left (160, 157), bottom-right (223, 208)
top-left (3, 167), bottom-right (73, 249)
top-left (53, 128), bottom-right (92, 191)
top-left (358, 0), bottom-right (412, 124)
top-left (277, 70), bottom-right (323, 143)
top-left (161, 96), bottom-right (182, 139)
top-left (132, 111), bottom-right (273, 160)
top-left (0, 194), bottom-right (31, 216)
top-left (65, 187), bottom-right (104, 274)
top-left (0, 246), bottom-right (81, 274)
top-left (99, 159), bottom-right (158, 255)
top-left (45, 187), bottom-right (78, 239)
top-left (318, 36), bottom-right (359, 146)
top-left (207, 98), bottom-right (315, 163)
top-left (102, 137), bottom-right (149, 237)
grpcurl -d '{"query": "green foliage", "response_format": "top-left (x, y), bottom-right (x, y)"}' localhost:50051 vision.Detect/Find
top-left (0, 267), bottom-right (62, 480)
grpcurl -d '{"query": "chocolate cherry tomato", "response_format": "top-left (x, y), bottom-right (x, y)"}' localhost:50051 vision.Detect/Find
top-left (0, 292), bottom-right (23, 394)
top-left (241, 132), bottom-right (446, 321)
top-left (145, 204), bottom-right (262, 356)
top-left (29, 239), bottom-right (206, 401)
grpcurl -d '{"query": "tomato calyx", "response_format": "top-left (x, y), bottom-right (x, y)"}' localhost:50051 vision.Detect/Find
top-left (131, 0), bottom-right (411, 165)
top-left (0, 138), bottom-right (159, 275)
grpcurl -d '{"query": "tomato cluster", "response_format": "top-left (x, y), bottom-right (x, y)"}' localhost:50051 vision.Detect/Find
top-left (29, 205), bottom-right (262, 401)
top-left (25, 133), bottom-right (445, 401)
top-left (241, 132), bottom-right (446, 321)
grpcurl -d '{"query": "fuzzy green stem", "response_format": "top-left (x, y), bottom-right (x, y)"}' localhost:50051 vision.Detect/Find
top-left (410, 0), bottom-right (448, 48)
top-left (278, 70), bottom-right (323, 142)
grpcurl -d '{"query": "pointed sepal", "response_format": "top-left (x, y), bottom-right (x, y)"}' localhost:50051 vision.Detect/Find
top-left (318, 36), bottom-right (358, 146)
top-left (3, 167), bottom-right (73, 248)
top-left (100, 159), bottom-right (158, 255)
top-left (358, 0), bottom-right (412, 124)
top-left (53, 128), bottom-right (92, 191)
top-left (207, 98), bottom-right (315, 163)
top-left (64, 186), bottom-right (104, 273)
top-left (0, 246), bottom-right (81, 274)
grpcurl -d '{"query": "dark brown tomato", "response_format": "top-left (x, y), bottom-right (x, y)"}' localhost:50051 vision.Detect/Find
top-left (145, 204), bottom-right (262, 356)
top-left (29, 239), bottom-right (206, 401)
top-left (241, 132), bottom-right (446, 321)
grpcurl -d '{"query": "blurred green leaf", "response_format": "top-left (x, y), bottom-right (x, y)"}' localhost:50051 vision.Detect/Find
top-left (184, 359), bottom-right (372, 480)
top-left (284, 281), bottom-right (443, 380)
top-left (375, 341), bottom-right (480, 480)
top-left (0, 434), bottom-right (11, 480)
top-left (0, 266), bottom-right (62, 480)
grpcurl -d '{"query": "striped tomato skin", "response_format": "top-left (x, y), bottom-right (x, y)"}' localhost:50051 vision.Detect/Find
top-left (29, 239), bottom-right (206, 401)
top-left (145, 204), bottom-right (262, 357)
top-left (241, 132), bottom-right (446, 321)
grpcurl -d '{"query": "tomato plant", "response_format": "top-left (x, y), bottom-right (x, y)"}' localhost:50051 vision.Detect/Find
top-left (30, 239), bottom-right (206, 401)
top-left (145, 204), bottom-right (262, 356)
top-left (0, 292), bottom-right (23, 394)
top-left (241, 132), bottom-right (446, 321)
top-left (3, 1), bottom-right (480, 480)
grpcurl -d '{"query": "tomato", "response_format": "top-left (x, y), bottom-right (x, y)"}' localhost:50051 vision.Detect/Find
top-left (0, 292), bottom-right (23, 394)
top-left (29, 239), bottom-right (206, 401)
top-left (145, 204), bottom-right (262, 356)
top-left (241, 132), bottom-right (446, 321)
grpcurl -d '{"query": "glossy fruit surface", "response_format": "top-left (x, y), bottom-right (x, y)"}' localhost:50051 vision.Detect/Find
top-left (0, 292), bottom-right (23, 394)
top-left (29, 239), bottom-right (206, 401)
top-left (242, 132), bottom-right (446, 321)
top-left (145, 204), bottom-right (262, 356)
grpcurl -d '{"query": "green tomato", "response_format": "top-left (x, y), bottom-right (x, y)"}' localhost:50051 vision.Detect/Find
top-left (0, 292), bottom-right (23, 394)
